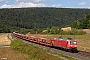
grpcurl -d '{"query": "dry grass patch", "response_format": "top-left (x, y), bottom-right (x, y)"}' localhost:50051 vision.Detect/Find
top-left (0, 47), bottom-right (29, 60)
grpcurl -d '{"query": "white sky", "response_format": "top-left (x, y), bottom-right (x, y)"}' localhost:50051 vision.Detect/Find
top-left (0, 0), bottom-right (90, 8)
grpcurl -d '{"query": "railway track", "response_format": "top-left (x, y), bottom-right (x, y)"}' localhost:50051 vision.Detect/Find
top-left (78, 51), bottom-right (90, 59)
top-left (9, 34), bottom-right (90, 60)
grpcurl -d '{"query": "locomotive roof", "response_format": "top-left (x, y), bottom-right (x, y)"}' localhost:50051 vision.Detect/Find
top-left (55, 37), bottom-right (73, 40)
top-left (55, 38), bottom-right (66, 40)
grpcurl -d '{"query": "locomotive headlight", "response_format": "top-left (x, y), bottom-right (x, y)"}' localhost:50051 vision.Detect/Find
top-left (75, 45), bottom-right (77, 47)
top-left (70, 45), bottom-right (72, 47)
top-left (70, 45), bottom-right (77, 48)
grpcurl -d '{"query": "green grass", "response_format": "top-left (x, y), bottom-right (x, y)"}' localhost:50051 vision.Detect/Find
top-left (10, 39), bottom-right (76, 60)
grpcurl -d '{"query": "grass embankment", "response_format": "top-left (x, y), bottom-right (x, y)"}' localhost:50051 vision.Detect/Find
top-left (10, 39), bottom-right (76, 60)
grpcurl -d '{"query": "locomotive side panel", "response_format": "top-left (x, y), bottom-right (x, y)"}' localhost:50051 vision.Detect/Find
top-left (60, 40), bottom-right (67, 48)
top-left (53, 39), bottom-right (67, 49)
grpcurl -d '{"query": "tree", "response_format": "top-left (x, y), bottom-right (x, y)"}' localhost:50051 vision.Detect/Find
top-left (72, 14), bottom-right (90, 29)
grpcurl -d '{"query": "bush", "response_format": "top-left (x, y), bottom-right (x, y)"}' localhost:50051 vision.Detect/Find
top-left (59, 28), bottom-right (86, 35)
top-left (10, 39), bottom-right (25, 50)
top-left (70, 28), bottom-right (86, 35)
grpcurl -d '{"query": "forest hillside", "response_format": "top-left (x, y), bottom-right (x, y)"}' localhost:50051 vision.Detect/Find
top-left (0, 8), bottom-right (90, 32)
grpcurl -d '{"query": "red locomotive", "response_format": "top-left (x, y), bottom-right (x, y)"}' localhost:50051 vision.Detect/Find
top-left (53, 37), bottom-right (77, 51)
top-left (12, 32), bottom-right (77, 52)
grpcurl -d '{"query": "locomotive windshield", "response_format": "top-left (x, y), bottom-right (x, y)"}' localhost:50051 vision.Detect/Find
top-left (70, 41), bottom-right (77, 45)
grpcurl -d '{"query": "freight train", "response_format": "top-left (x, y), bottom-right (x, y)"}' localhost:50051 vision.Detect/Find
top-left (12, 32), bottom-right (77, 52)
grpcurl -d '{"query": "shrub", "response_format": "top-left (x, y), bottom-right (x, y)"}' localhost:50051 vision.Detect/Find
top-left (10, 39), bottom-right (25, 50)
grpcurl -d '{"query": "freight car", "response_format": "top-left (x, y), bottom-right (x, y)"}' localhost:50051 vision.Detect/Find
top-left (12, 32), bottom-right (77, 52)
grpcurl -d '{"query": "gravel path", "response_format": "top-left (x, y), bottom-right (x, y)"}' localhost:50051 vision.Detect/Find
top-left (0, 33), bottom-right (11, 47)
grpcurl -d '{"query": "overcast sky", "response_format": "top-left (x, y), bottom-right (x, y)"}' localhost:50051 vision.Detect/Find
top-left (0, 0), bottom-right (90, 8)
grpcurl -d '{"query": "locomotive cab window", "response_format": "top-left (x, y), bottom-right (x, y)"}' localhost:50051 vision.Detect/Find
top-left (70, 41), bottom-right (77, 45)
